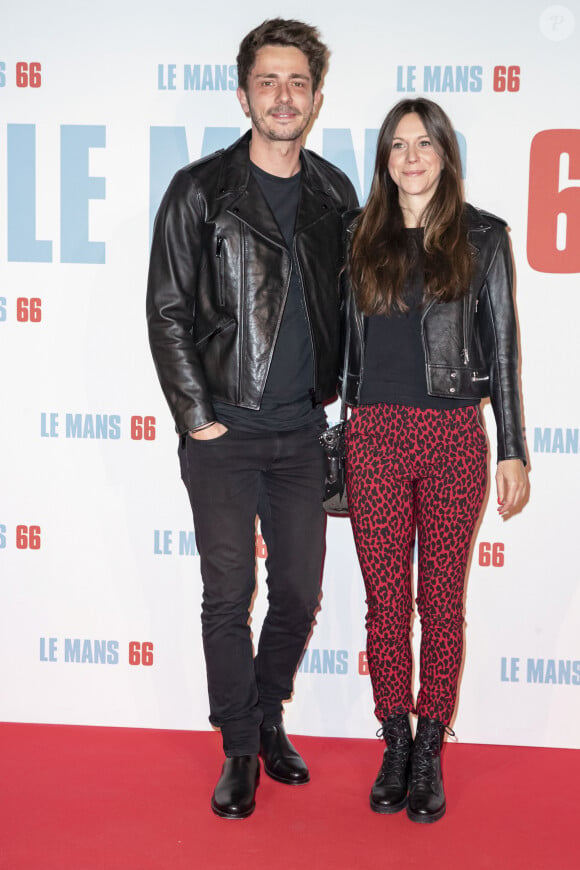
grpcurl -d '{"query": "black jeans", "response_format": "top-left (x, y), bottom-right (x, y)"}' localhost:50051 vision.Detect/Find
top-left (179, 425), bottom-right (326, 756)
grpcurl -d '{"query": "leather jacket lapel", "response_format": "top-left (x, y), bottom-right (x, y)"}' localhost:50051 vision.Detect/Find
top-left (216, 131), bottom-right (286, 248)
top-left (226, 173), bottom-right (286, 249)
top-left (295, 156), bottom-right (337, 235)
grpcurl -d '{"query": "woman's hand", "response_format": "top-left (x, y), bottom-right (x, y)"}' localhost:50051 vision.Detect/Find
top-left (496, 459), bottom-right (528, 517)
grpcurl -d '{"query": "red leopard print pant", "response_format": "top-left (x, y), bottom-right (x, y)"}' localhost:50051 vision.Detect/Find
top-left (346, 404), bottom-right (487, 725)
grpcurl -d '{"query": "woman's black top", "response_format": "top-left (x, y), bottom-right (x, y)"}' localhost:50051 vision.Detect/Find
top-left (360, 228), bottom-right (478, 410)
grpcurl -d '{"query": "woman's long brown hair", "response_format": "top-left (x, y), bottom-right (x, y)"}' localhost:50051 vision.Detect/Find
top-left (349, 98), bottom-right (473, 315)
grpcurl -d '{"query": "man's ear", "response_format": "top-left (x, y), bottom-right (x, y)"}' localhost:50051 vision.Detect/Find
top-left (313, 88), bottom-right (322, 115)
top-left (237, 87), bottom-right (250, 117)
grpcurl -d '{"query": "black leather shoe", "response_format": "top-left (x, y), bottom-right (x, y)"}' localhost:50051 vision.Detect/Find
top-left (259, 724), bottom-right (310, 784)
top-left (210, 755), bottom-right (260, 819)
top-left (407, 717), bottom-right (447, 824)
top-left (370, 713), bottom-right (413, 814)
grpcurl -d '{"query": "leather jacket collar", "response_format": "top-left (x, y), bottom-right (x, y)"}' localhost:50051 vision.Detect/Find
top-left (216, 132), bottom-right (345, 240)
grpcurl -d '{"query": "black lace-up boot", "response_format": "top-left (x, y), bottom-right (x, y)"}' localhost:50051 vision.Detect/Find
top-left (370, 713), bottom-right (413, 814)
top-left (407, 716), bottom-right (447, 823)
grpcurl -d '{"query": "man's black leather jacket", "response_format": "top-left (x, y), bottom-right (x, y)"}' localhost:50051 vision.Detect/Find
top-left (341, 204), bottom-right (527, 463)
top-left (146, 132), bottom-right (358, 434)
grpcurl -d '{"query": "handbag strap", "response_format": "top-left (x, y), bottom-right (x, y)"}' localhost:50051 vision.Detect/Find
top-left (339, 277), bottom-right (352, 423)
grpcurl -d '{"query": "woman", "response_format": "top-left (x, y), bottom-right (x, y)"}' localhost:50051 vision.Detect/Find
top-left (342, 98), bottom-right (527, 823)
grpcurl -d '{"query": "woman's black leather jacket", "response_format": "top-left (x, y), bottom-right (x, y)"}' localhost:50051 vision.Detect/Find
top-left (341, 204), bottom-right (527, 463)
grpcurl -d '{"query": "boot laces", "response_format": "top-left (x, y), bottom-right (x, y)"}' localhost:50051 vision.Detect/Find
top-left (410, 721), bottom-right (454, 786)
top-left (376, 716), bottom-right (411, 777)
top-left (377, 718), bottom-right (410, 746)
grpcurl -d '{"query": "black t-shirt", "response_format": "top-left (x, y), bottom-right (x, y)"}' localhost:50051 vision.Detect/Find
top-left (360, 227), bottom-right (477, 410)
top-left (213, 162), bottom-right (323, 431)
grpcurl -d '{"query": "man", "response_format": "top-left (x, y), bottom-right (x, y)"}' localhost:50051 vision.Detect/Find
top-left (147, 18), bottom-right (358, 819)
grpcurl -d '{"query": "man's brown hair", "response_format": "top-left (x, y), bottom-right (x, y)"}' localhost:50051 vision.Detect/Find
top-left (237, 18), bottom-right (328, 94)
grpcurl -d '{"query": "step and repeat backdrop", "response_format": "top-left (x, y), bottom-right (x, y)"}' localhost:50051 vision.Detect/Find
top-left (1, 0), bottom-right (579, 748)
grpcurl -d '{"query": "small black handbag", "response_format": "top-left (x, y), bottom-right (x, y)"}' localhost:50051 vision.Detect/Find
top-left (319, 291), bottom-right (351, 515)
top-left (319, 410), bottom-right (348, 514)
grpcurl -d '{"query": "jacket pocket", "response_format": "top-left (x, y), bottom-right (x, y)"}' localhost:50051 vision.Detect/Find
top-left (428, 364), bottom-right (490, 399)
top-left (194, 317), bottom-right (236, 349)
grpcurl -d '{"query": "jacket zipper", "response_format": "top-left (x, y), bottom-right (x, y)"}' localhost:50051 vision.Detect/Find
top-left (353, 300), bottom-right (365, 403)
top-left (463, 222), bottom-right (490, 364)
top-left (462, 294), bottom-right (469, 365)
top-left (237, 228), bottom-right (245, 403)
top-left (463, 299), bottom-right (480, 365)
top-left (420, 299), bottom-right (436, 388)
top-left (216, 236), bottom-right (225, 307)
top-left (293, 237), bottom-right (317, 396)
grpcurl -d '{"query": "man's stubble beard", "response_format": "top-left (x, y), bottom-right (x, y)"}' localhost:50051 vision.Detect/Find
top-left (248, 103), bottom-right (314, 143)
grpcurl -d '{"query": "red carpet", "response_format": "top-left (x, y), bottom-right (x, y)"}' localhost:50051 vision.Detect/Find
top-left (0, 723), bottom-right (576, 869)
